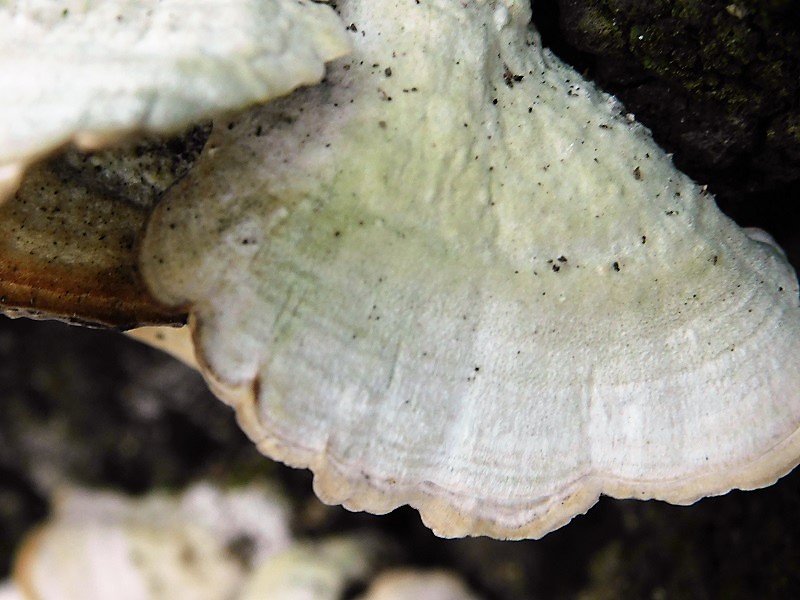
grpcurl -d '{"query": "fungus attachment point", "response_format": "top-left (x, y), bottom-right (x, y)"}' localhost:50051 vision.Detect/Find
top-left (0, 133), bottom-right (206, 328)
top-left (141, 0), bottom-right (800, 538)
top-left (127, 325), bottom-right (197, 368)
top-left (0, 0), bottom-right (350, 203)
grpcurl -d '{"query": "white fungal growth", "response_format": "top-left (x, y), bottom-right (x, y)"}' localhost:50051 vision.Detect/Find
top-left (14, 484), bottom-right (292, 600)
top-left (141, 0), bottom-right (800, 538)
top-left (0, 0), bottom-right (350, 201)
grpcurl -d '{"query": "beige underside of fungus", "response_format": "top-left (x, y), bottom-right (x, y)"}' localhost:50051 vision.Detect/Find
top-left (141, 0), bottom-right (800, 538)
top-left (0, 0), bottom-right (350, 203)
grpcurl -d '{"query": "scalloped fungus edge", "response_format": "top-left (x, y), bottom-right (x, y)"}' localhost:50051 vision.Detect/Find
top-left (201, 314), bottom-right (800, 539)
top-left (140, 0), bottom-right (800, 539)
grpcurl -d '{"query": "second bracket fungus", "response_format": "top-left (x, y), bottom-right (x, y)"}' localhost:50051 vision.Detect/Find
top-left (13, 484), bottom-right (293, 600)
top-left (141, 0), bottom-right (800, 538)
top-left (0, 0), bottom-right (350, 202)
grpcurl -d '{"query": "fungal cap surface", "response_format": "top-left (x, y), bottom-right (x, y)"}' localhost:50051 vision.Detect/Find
top-left (142, 0), bottom-right (800, 538)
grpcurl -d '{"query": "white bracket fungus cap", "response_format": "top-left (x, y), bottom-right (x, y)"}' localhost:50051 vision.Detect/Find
top-left (0, 0), bottom-right (350, 202)
top-left (141, 0), bottom-right (800, 538)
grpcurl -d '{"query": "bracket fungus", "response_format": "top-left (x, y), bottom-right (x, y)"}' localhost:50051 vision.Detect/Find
top-left (0, 0), bottom-right (350, 325)
top-left (12, 483), bottom-right (293, 600)
top-left (9, 483), bottom-right (406, 600)
top-left (0, 0), bottom-right (350, 203)
top-left (139, 0), bottom-right (800, 538)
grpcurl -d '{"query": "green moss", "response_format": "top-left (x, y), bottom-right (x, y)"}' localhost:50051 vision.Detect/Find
top-left (605, 0), bottom-right (669, 21)
top-left (566, 0), bottom-right (798, 121)
top-left (577, 6), bottom-right (625, 55)
top-left (629, 24), bottom-right (668, 71)
top-left (671, 0), bottom-right (704, 23)
top-left (767, 113), bottom-right (800, 147)
top-left (699, 13), bottom-right (756, 76)
top-left (752, 58), bottom-right (793, 100)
